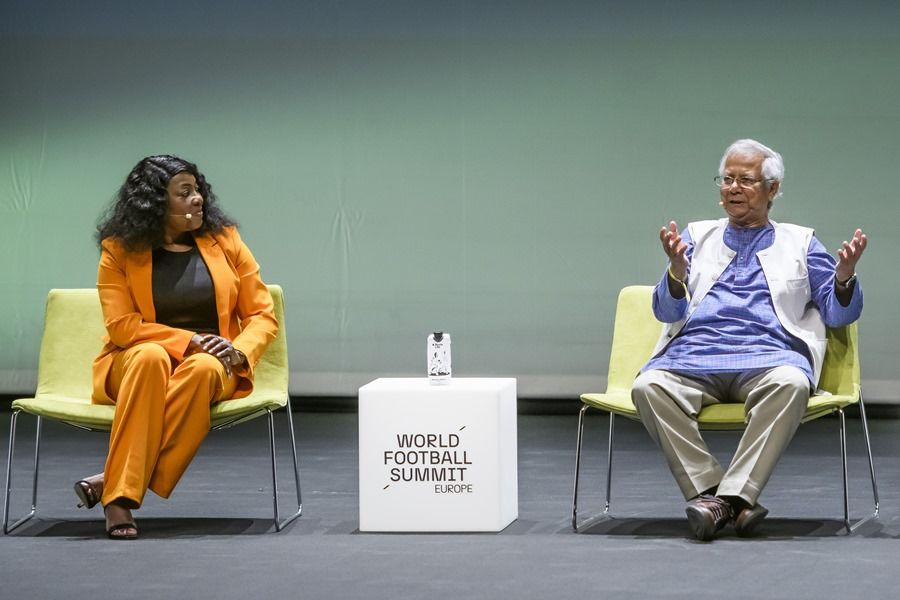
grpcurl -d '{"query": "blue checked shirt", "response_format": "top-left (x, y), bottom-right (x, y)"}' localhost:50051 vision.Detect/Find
top-left (643, 223), bottom-right (863, 385)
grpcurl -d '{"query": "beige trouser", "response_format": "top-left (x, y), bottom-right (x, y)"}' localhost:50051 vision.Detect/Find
top-left (631, 366), bottom-right (810, 505)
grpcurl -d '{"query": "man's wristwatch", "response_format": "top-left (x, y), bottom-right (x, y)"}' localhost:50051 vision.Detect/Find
top-left (836, 273), bottom-right (857, 289)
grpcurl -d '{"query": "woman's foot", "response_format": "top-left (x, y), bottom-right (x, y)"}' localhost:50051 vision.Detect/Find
top-left (74, 473), bottom-right (104, 509)
top-left (104, 501), bottom-right (137, 540)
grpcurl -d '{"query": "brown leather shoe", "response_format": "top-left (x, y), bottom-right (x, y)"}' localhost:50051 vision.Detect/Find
top-left (685, 494), bottom-right (734, 541)
top-left (734, 503), bottom-right (768, 537)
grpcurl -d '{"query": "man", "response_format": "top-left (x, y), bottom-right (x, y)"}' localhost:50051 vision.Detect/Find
top-left (632, 139), bottom-right (866, 541)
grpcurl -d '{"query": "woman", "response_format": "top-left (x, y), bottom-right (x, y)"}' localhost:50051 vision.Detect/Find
top-left (75, 155), bottom-right (278, 539)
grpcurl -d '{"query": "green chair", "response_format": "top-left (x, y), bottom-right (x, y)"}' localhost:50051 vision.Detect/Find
top-left (3, 285), bottom-right (302, 534)
top-left (572, 285), bottom-right (879, 533)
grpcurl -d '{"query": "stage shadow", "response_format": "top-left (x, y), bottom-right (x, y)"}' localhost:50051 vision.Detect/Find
top-left (574, 517), bottom-right (879, 539)
top-left (8, 517), bottom-right (275, 538)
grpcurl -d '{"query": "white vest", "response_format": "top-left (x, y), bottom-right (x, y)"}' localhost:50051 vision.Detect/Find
top-left (652, 218), bottom-right (827, 386)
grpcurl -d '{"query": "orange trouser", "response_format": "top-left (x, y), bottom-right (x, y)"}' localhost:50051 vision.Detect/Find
top-left (99, 342), bottom-right (239, 507)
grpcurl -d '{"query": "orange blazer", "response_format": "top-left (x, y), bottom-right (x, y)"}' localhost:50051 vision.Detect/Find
top-left (92, 226), bottom-right (278, 404)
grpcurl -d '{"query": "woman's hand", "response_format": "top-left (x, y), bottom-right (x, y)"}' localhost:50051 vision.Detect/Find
top-left (187, 334), bottom-right (205, 356)
top-left (191, 334), bottom-right (245, 377)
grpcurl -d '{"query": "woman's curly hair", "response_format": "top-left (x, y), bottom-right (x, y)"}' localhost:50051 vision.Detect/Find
top-left (96, 155), bottom-right (235, 252)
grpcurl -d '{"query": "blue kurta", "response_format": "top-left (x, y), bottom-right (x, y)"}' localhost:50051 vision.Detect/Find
top-left (643, 223), bottom-right (863, 385)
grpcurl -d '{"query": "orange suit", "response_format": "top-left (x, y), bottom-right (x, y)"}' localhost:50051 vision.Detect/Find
top-left (91, 226), bottom-right (278, 506)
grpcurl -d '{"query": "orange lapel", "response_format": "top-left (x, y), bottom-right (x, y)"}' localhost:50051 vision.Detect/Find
top-left (195, 233), bottom-right (235, 336)
top-left (125, 249), bottom-right (155, 321)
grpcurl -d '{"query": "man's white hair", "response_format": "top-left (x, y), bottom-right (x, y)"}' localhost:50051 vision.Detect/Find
top-left (719, 139), bottom-right (784, 200)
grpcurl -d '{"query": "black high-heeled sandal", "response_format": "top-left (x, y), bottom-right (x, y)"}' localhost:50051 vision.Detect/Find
top-left (104, 502), bottom-right (138, 540)
top-left (74, 474), bottom-right (103, 509)
top-left (106, 521), bottom-right (138, 540)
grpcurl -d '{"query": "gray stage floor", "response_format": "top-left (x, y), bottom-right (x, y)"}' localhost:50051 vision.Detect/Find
top-left (1, 408), bottom-right (898, 599)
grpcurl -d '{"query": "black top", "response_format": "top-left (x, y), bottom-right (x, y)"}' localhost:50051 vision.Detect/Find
top-left (151, 244), bottom-right (219, 335)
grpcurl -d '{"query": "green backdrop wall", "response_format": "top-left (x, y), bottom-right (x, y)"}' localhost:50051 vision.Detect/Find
top-left (2, 1), bottom-right (899, 401)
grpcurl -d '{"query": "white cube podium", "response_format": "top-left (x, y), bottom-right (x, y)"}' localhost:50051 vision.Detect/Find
top-left (358, 377), bottom-right (518, 532)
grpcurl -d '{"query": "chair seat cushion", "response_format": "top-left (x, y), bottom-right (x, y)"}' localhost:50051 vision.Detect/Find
top-left (210, 392), bottom-right (288, 428)
top-left (13, 391), bottom-right (289, 432)
top-left (581, 386), bottom-right (860, 431)
top-left (12, 396), bottom-right (115, 431)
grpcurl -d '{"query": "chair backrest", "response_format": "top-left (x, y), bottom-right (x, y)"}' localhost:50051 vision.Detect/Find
top-left (34, 285), bottom-right (288, 402)
top-left (818, 321), bottom-right (860, 397)
top-left (603, 285), bottom-right (860, 396)
top-left (605, 286), bottom-right (659, 394)
top-left (248, 285), bottom-right (289, 400)
top-left (35, 289), bottom-right (107, 401)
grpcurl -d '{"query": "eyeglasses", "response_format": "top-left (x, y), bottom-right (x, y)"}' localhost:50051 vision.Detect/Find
top-left (714, 175), bottom-right (771, 188)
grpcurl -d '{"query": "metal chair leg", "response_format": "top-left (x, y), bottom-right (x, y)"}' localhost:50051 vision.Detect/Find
top-left (572, 405), bottom-right (615, 533)
top-left (284, 396), bottom-right (303, 515)
top-left (571, 404), bottom-right (588, 530)
top-left (604, 413), bottom-right (615, 514)
top-left (268, 397), bottom-right (302, 532)
top-left (847, 392), bottom-right (879, 533)
top-left (839, 408), bottom-right (851, 532)
top-left (2, 411), bottom-right (16, 534)
top-left (3, 412), bottom-right (42, 534)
